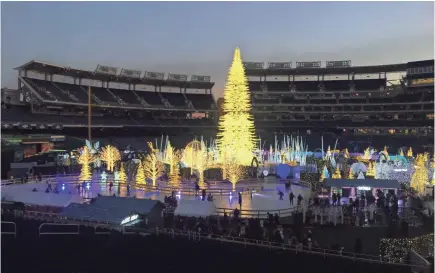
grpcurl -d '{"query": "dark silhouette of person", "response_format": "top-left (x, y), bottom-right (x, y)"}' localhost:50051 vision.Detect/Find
top-left (332, 192), bottom-right (337, 206)
top-left (297, 194), bottom-right (303, 206)
top-left (109, 182), bottom-right (113, 192)
top-left (195, 182), bottom-right (200, 196)
top-left (289, 192), bottom-right (295, 205)
top-left (202, 189), bottom-right (206, 201)
top-left (238, 192), bottom-right (242, 208)
top-left (337, 193), bottom-right (342, 206)
top-left (233, 208), bottom-right (240, 220)
top-left (279, 191), bottom-right (284, 200)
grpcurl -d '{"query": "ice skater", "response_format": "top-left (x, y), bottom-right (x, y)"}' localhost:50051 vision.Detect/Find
top-left (238, 192), bottom-right (242, 208)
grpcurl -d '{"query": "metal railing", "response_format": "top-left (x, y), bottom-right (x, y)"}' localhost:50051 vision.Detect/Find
top-left (38, 223), bottom-right (80, 237)
top-left (1, 174), bottom-right (78, 186)
top-left (2, 220), bottom-right (430, 270)
top-left (216, 206), bottom-right (299, 218)
top-left (154, 227), bottom-right (429, 269)
top-left (1, 221), bottom-right (17, 238)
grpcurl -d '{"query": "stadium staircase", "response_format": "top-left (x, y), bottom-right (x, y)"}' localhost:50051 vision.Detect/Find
top-left (51, 82), bottom-right (80, 102)
top-left (159, 93), bottom-right (172, 108)
top-left (106, 88), bottom-right (125, 105)
top-left (132, 90), bottom-right (149, 107)
top-left (19, 77), bottom-right (45, 101)
top-left (80, 86), bottom-right (103, 104)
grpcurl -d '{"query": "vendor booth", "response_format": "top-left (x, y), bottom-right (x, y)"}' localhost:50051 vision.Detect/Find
top-left (322, 179), bottom-right (400, 204)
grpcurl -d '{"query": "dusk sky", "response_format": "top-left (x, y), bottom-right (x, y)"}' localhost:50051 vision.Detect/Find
top-left (1, 1), bottom-right (434, 98)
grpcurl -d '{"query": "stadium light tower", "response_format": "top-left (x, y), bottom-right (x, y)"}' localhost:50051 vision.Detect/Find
top-left (88, 85), bottom-right (92, 141)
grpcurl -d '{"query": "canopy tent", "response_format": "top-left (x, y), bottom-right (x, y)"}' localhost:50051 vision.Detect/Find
top-left (60, 196), bottom-right (165, 225)
top-left (174, 200), bottom-right (217, 218)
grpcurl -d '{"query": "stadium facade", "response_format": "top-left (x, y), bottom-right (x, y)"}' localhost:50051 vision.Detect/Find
top-left (1, 58), bottom-right (434, 154)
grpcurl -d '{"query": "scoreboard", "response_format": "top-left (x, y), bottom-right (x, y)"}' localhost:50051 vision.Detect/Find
top-left (243, 62), bottom-right (264, 69)
top-left (296, 61), bottom-right (321, 68)
top-left (268, 62), bottom-right (292, 69)
top-left (326, 60), bottom-right (351, 68)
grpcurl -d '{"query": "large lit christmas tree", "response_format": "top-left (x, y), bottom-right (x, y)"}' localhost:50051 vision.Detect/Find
top-left (217, 47), bottom-right (256, 166)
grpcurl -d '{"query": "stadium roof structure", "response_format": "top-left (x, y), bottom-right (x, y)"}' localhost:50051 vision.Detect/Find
top-left (245, 63), bottom-right (408, 76)
top-left (15, 60), bottom-right (215, 89)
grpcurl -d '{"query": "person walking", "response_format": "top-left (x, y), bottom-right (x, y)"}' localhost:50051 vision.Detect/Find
top-left (289, 192), bottom-right (295, 206)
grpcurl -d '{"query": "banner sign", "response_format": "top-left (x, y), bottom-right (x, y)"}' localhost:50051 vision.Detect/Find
top-left (95, 65), bottom-right (118, 75)
top-left (410, 78), bottom-right (434, 87)
top-left (53, 124), bottom-right (64, 130)
top-left (167, 73), bottom-right (188, 81)
top-left (36, 124), bottom-right (47, 130)
top-left (144, 71), bottom-right (165, 80)
top-left (326, 60), bottom-right (351, 68)
top-left (2, 124), bottom-right (13, 129)
top-left (268, 62), bottom-right (292, 69)
top-left (120, 68), bottom-right (142, 78)
top-left (191, 75), bottom-right (211, 82)
top-left (243, 62), bottom-right (264, 69)
top-left (296, 61), bottom-right (321, 68)
top-left (19, 124), bottom-right (31, 130)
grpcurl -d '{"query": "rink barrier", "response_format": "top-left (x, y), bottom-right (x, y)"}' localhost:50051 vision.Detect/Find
top-left (216, 206), bottom-right (299, 218)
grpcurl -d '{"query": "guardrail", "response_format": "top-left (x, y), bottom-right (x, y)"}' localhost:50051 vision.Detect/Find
top-left (216, 206), bottom-right (299, 218)
top-left (153, 227), bottom-right (428, 269)
top-left (38, 223), bottom-right (80, 237)
top-left (1, 174), bottom-right (78, 186)
top-left (2, 219), bottom-right (429, 269)
top-left (1, 221), bottom-right (17, 238)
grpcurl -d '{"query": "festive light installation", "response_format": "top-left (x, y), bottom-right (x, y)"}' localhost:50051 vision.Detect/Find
top-left (193, 140), bottom-right (211, 187)
top-left (380, 233), bottom-right (434, 263)
top-left (225, 158), bottom-right (245, 191)
top-left (100, 145), bottom-right (121, 172)
top-left (217, 47), bottom-right (256, 166)
top-left (77, 145), bottom-right (95, 181)
top-left (411, 153), bottom-right (429, 195)
top-left (143, 142), bottom-right (164, 186)
top-left (115, 164), bottom-right (127, 184)
top-left (332, 168), bottom-right (341, 179)
top-left (407, 147), bottom-right (413, 157)
top-left (366, 162), bottom-right (376, 177)
top-left (86, 140), bottom-right (101, 168)
top-left (135, 161), bottom-right (146, 185)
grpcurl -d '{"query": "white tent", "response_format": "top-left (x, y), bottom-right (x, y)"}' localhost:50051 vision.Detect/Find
top-left (174, 199), bottom-right (217, 217)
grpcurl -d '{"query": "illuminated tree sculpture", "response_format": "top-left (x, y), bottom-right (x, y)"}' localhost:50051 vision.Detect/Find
top-left (77, 146), bottom-right (95, 181)
top-left (407, 147), bottom-right (413, 158)
top-left (135, 161), bottom-right (146, 185)
top-left (366, 162), bottom-right (376, 177)
top-left (225, 158), bottom-right (245, 191)
top-left (100, 145), bottom-right (121, 172)
top-left (143, 143), bottom-right (165, 187)
top-left (411, 153), bottom-right (429, 195)
top-left (217, 47), bottom-right (256, 166)
top-left (193, 140), bottom-right (211, 187)
top-left (115, 163), bottom-right (127, 184)
top-left (332, 168), bottom-right (341, 179)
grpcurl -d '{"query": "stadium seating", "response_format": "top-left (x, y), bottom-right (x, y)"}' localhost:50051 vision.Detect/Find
top-left (20, 78), bottom-right (216, 111)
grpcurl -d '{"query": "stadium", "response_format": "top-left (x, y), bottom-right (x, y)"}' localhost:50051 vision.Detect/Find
top-left (1, 48), bottom-right (434, 273)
